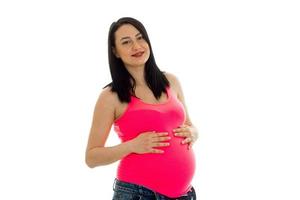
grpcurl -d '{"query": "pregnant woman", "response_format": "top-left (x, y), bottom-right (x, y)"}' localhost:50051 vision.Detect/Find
top-left (85, 17), bottom-right (199, 200)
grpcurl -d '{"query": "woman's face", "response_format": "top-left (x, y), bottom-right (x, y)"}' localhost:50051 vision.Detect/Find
top-left (113, 24), bottom-right (150, 68)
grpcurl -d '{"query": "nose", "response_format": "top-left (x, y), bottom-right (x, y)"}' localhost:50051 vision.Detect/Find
top-left (132, 40), bottom-right (142, 50)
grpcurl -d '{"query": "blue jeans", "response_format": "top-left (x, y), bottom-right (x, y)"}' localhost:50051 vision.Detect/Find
top-left (112, 178), bottom-right (196, 200)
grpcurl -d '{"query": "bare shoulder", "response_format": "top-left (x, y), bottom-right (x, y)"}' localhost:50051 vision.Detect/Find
top-left (95, 86), bottom-right (119, 110)
top-left (164, 71), bottom-right (182, 96)
top-left (99, 86), bottom-right (115, 100)
top-left (164, 71), bottom-right (179, 84)
top-left (96, 86), bottom-right (127, 121)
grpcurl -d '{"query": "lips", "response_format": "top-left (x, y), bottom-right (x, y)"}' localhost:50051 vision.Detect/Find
top-left (132, 51), bottom-right (144, 57)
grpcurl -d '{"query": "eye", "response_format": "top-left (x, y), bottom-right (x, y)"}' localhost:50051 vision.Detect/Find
top-left (137, 36), bottom-right (143, 40)
top-left (121, 40), bottom-right (131, 45)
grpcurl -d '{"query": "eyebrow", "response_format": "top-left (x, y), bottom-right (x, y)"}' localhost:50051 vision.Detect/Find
top-left (120, 33), bottom-right (142, 41)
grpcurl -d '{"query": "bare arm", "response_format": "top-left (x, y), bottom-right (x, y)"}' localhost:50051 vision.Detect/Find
top-left (85, 88), bottom-right (131, 168)
top-left (85, 87), bottom-right (171, 168)
top-left (165, 72), bottom-right (199, 146)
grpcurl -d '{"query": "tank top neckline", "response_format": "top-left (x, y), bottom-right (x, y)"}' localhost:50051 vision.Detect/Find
top-left (131, 87), bottom-right (171, 106)
top-left (114, 87), bottom-right (171, 124)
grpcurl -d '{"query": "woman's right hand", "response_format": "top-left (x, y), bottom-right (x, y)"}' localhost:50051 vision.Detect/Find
top-left (128, 131), bottom-right (171, 154)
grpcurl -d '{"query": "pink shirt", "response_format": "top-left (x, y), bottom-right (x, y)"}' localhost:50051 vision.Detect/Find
top-left (113, 87), bottom-right (196, 198)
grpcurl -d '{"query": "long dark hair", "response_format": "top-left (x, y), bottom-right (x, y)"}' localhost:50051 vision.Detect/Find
top-left (104, 17), bottom-right (169, 103)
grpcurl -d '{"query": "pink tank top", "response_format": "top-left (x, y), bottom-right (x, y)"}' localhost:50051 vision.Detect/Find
top-left (113, 87), bottom-right (196, 198)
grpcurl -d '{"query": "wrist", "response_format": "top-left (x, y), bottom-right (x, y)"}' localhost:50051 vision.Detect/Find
top-left (123, 140), bottom-right (134, 154)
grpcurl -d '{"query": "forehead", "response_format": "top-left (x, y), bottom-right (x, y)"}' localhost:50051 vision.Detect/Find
top-left (115, 24), bottom-right (140, 39)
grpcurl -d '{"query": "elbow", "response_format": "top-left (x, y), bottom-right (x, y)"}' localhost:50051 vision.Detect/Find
top-left (85, 159), bottom-right (95, 168)
top-left (85, 147), bottom-right (109, 168)
top-left (85, 152), bottom-right (96, 168)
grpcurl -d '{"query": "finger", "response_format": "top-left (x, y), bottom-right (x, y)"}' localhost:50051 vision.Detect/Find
top-left (188, 141), bottom-right (194, 150)
top-left (173, 127), bottom-right (183, 133)
top-left (174, 131), bottom-right (191, 137)
top-left (153, 136), bottom-right (171, 142)
top-left (179, 124), bottom-right (188, 128)
top-left (154, 132), bottom-right (169, 136)
top-left (173, 126), bottom-right (188, 133)
top-left (181, 137), bottom-right (192, 144)
top-left (150, 148), bottom-right (164, 154)
top-left (154, 142), bottom-right (170, 147)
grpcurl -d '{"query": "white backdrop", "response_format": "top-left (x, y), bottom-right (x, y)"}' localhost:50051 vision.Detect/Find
top-left (0, 0), bottom-right (299, 199)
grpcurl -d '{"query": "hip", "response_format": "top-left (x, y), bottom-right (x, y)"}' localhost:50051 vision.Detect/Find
top-left (112, 178), bottom-right (197, 200)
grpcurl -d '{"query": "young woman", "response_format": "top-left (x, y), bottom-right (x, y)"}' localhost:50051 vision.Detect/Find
top-left (85, 17), bottom-right (199, 200)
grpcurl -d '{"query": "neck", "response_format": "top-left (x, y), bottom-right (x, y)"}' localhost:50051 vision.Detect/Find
top-left (125, 64), bottom-right (147, 86)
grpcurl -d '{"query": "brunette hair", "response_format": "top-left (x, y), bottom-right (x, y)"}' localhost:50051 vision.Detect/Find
top-left (105, 17), bottom-right (169, 103)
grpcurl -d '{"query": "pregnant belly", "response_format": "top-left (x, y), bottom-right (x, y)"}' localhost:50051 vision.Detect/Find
top-left (116, 137), bottom-right (196, 198)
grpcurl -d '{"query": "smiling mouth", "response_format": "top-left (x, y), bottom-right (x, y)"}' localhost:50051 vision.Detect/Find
top-left (132, 52), bottom-right (144, 57)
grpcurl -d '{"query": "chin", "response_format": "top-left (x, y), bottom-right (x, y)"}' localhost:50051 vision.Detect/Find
top-left (128, 60), bottom-right (148, 67)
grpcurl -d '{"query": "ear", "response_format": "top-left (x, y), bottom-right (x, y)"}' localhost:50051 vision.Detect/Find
top-left (112, 47), bottom-right (120, 58)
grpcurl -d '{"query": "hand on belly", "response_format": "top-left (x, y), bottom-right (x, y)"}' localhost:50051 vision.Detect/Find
top-left (127, 131), bottom-right (171, 154)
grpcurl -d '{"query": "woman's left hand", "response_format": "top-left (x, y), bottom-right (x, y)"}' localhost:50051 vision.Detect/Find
top-left (173, 124), bottom-right (198, 149)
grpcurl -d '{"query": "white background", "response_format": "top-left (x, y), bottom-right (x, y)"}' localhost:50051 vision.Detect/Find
top-left (0, 0), bottom-right (299, 199)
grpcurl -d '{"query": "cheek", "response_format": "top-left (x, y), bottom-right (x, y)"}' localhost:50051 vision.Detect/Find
top-left (143, 42), bottom-right (150, 50)
top-left (117, 48), bottom-right (130, 58)
top-left (145, 46), bottom-right (151, 57)
top-left (142, 43), bottom-right (150, 54)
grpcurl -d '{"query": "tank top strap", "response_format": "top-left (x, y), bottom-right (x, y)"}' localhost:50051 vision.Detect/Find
top-left (166, 86), bottom-right (171, 99)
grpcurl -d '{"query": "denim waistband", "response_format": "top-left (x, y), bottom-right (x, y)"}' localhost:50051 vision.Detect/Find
top-left (113, 178), bottom-right (195, 199)
top-left (113, 178), bottom-right (155, 196)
